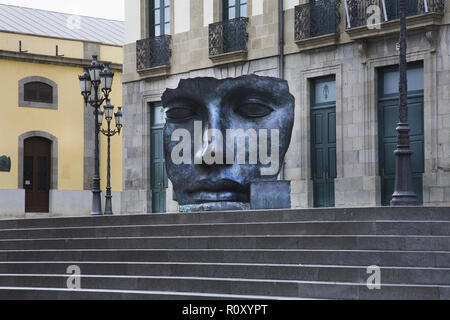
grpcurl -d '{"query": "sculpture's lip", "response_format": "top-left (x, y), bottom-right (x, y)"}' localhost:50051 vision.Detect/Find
top-left (187, 179), bottom-right (248, 193)
top-left (190, 191), bottom-right (249, 203)
top-left (187, 179), bottom-right (249, 202)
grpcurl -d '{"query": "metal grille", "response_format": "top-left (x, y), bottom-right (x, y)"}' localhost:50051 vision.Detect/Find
top-left (295, 0), bottom-right (341, 41)
top-left (385, 0), bottom-right (419, 20)
top-left (347, 0), bottom-right (382, 28)
top-left (209, 17), bottom-right (249, 56)
top-left (423, 0), bottom-right (445, 13)
top-left (136, 35), bottom-right (171, 71)
top-left (347, 0), bottom-right (445, 28)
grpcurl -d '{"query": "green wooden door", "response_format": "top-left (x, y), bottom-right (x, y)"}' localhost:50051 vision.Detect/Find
top-left (378, 63), bottom-right (424, 206)
top-left (151, 104), bottom-right (168, 213)
top-left (311, 76), bottom-right (337, 208)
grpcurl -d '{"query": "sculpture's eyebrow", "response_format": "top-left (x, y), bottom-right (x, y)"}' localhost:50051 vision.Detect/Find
top-left (162, 76), bottom-right (293, 108)
top-left (162, 78), bottom-right (221, 106)
top-left (163, 95), bottom-right (201, 108)
top-left (219, 82), bottom-right (289, 107)
top-left (162, 89), bottom-right (205, 108)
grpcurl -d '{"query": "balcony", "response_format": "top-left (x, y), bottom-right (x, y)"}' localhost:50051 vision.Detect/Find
top-left (136, 35), bottom-right (171, 77)
top-left (295, 0), bottom-right (341, 52)
top-left (346, 0), bottom-right (445, 40)
top-left (209, 17), bottom-right (249, 65)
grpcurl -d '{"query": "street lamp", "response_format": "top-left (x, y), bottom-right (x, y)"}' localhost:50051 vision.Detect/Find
top-left (98, 101), bottom-right (123, 215)
top-left (79, 56), bottom-right (122, 215)
top-left (390, 0), bottom-right (419, 206)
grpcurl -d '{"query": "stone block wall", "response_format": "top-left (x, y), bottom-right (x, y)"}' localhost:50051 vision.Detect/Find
top-left (121, 1), bottom-right (450, 213)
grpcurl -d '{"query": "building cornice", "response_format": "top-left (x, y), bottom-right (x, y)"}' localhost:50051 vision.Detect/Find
top-left (0, 30), bottom-right (123, 48)
top-left (0, 50), bottom-right (123, 72)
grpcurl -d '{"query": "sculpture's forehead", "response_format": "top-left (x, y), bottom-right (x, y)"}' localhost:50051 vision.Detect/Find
top-left (162, 75), bottom-right (291, 105)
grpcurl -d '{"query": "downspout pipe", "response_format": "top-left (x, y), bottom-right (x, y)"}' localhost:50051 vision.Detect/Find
top-left (279, 0), bottom-right (285, 81)
top-left (279, 0), bottom-right (286, 181)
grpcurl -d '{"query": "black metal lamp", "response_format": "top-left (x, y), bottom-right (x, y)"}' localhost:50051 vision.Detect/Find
top-left (88, 55), bottom-right (103, 83)
top-left (390, 0), bottom-right (420, 206)
top-left (104, 102), bottom-right (114, 121)
top-left (79, 56), bottom-right (121, 216)
top-left (98, 102), bottom-right (123, 215)
top-left (115, 107), bottom-right (123, 134)
top-left (79, 68), bottom-right (92, 101)
top-left (100, 64), bottom-right (114, 95)
top-left (97, 107), bottom-right (104, 127)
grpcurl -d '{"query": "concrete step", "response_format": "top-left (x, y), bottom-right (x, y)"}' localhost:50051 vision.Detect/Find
top-left (0, 221), bottom-right (448, 239)
top-left (0, 235), bottom-right (449, 251)
top-left (0, 207), bottom-right (448, 230)
top-left (0, 262), bottom-right (449, 285)
top-left (0, 249), bottom-right (448, 267)
top-left (0, 274), bottom-right (448, 300)
top-left (0, 207), bottom-right (448, 300)
top-left (0, 287), bottom-right (289, 300)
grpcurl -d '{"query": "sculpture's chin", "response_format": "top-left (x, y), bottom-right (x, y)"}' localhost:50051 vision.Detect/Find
top-left (180, 202), bottom-right (250, 213)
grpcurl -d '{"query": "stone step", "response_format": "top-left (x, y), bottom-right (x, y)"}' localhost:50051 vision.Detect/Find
top-left (0, 287), bottom-right (288, 300)
top-left (0, 235), bottom-right (449, 251)
top-left (0, 249), bottom-right (448, 267)
top-left (0, 262), bottom-right (449, 285)
top-left (0, 274), bottom-right (448, 300)
top-left (0, 207), bottom-right (448, 300)
top-left (0, 207), bottom-right (448, 230)
top-left (0, 221), bottom-right (448, 239)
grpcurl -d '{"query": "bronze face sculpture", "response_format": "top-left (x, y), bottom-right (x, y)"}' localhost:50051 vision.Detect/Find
top-left (162, 75), bottom-right (295, 211)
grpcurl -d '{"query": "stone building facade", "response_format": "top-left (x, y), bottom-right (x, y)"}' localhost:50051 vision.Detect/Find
top-left (122, 0), bottom-right (450, 214)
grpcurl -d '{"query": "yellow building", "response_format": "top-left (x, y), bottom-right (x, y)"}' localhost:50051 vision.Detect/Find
top-left (0, 4), bottom-right (124, 217)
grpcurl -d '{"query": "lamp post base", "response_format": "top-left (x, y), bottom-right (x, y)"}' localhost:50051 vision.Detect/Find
top-left (104, 193), bottom-right (113, 215)
top-left (390, 130), bottom-right (420, 207)
top-left (91, 190), bottom-right (103, 216)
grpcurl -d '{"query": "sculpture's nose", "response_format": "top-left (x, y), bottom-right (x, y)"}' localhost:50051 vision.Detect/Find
top-left (195, 104), bottom-right (226, 165)
top-left (201, 127), bottom-right (224, 160)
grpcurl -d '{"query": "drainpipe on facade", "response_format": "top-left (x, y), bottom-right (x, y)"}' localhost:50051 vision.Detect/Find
top-left (279, 0), bottom-right (285, 81)
top-left (279, 0), bottom-right (286, 181)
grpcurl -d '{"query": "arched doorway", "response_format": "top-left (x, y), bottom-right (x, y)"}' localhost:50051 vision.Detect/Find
top-left (24, 137), bottom-right (52, 212)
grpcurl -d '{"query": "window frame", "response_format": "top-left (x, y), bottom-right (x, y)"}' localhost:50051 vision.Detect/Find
top-left (19, 76), bottom-right (58, 110)
top-left (223, 0), bottom-right (248, 21)
top-left (24, 81), bottom-right (54, 104)
top-left (149, 0), bottom-right (171, 37)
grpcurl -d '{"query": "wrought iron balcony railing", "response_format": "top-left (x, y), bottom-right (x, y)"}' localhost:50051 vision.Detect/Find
top-left (295, 0), bottom-right (341, 41)
top-left (209, 17), bottom-right (249, 56)
top-left (347, 0), bottom-right (445, 28)
top-left (136, 35), bottom-right (171, 71)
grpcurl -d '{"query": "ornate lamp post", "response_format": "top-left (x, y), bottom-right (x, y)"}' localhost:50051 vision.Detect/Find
top-left (98, 100), bottom-right (123, 215)
top-left (391, 0), bottom-right (419, 206)
top-left (79, 56), bottom-right (121, 215)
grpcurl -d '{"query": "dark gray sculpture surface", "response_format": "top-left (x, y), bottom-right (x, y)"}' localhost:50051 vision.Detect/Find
top-left (162, 75), bottom-right (295, 212)
top-left (251, 181), bottom-right (291, 210)
top-left (0, 156), bottom-right (11, 172)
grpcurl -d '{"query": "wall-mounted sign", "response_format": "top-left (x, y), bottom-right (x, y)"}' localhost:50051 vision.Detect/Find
top-left (0, 156), bottom-right (11, 172)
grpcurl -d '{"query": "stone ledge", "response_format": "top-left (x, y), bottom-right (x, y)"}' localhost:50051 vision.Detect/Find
top-left (209, 50), bottom-right (248, 66)
top-left (295, 33), bottom-right (339, 52)
top-left (346, 13), bottom-right (443, 41)
top-left (137, 65), bottom-right (170, 79)
top-left (0, 50), bottom-right (123, 71)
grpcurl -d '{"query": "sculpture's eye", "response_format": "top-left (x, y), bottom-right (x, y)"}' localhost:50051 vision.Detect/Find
top-left (165, 107), bottom-right (195, 121)
top-left (235, 103), bottom-right (273, 118)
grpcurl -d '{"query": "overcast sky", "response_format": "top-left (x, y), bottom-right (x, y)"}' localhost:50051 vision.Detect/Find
top-left (0, 0), bottom-right (124, 20)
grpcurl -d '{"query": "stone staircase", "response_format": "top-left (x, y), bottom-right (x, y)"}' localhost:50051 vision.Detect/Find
top-left (0, 207), bottom-right (449, 300)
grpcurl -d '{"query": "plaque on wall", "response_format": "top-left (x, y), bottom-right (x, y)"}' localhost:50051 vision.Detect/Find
top-left (0, 156), bottom-right (11, 172)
